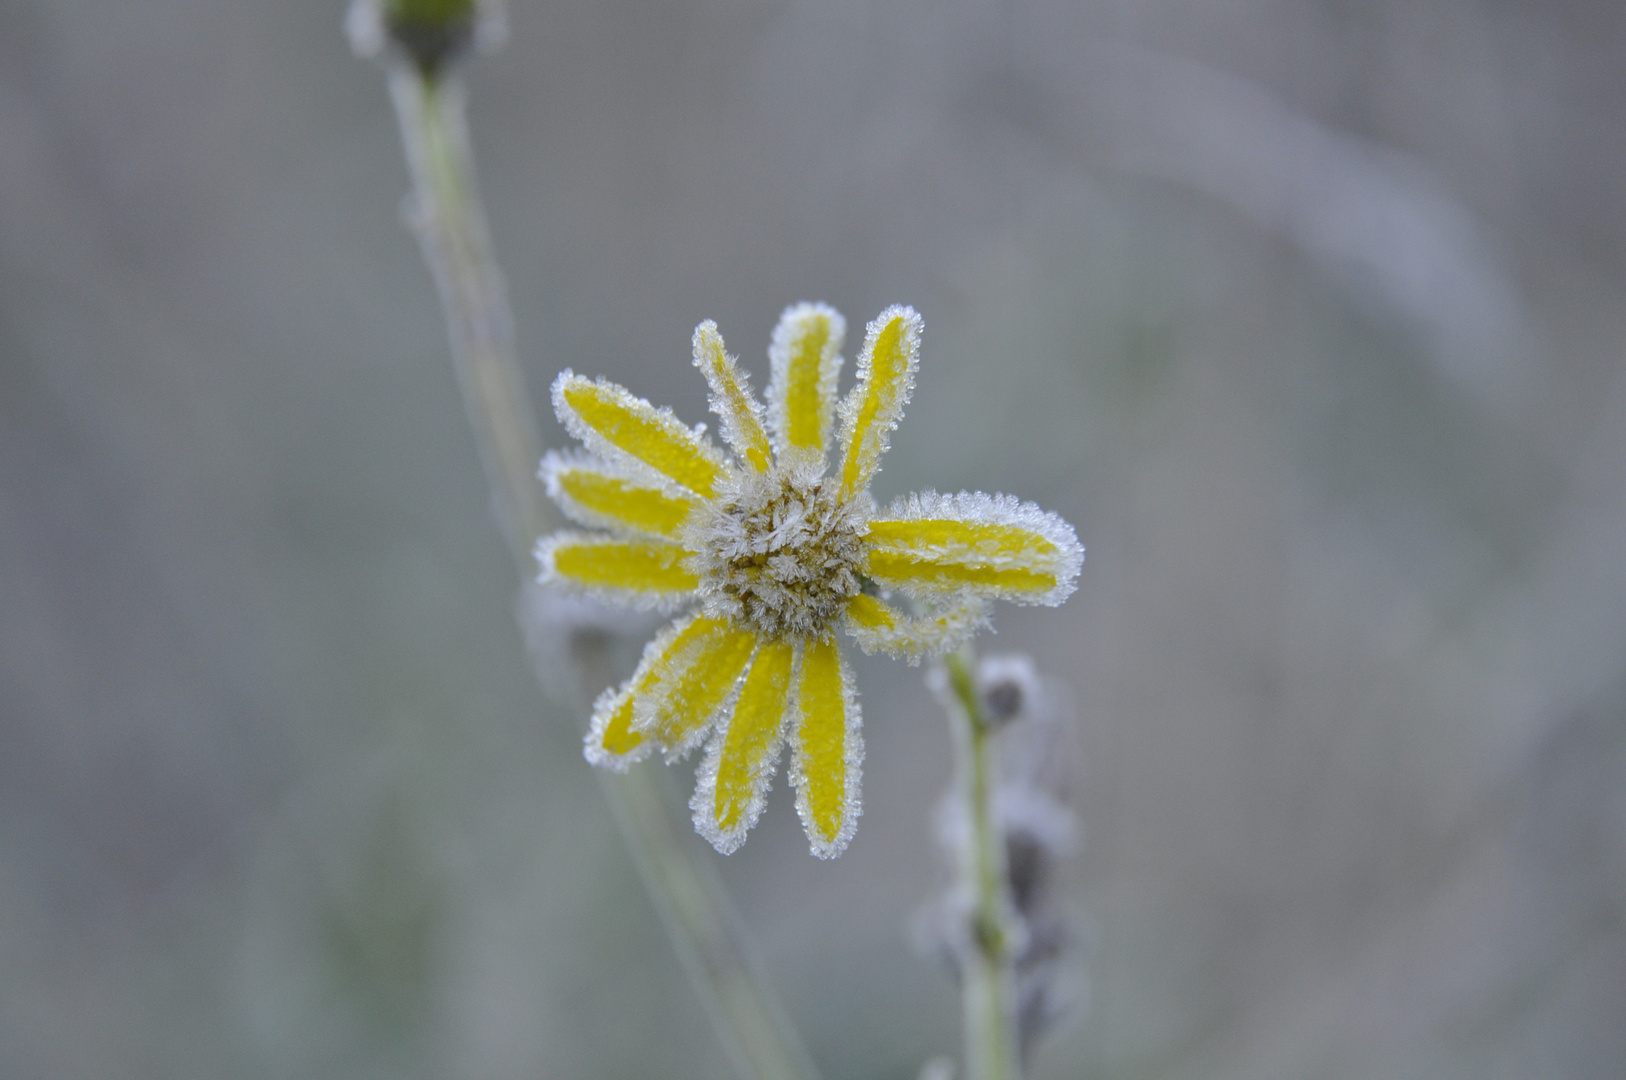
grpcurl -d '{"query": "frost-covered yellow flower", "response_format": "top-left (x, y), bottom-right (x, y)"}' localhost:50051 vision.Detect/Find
top-left (537, 304), bottom-right (1081, 857)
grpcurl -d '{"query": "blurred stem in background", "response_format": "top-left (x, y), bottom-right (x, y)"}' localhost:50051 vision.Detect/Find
top-left (384, 63), bottom-right (547, 576)
top-left (350, 5), bottom-right (820, 1079)
top-left (941, 648), bottom-right (1024, 1080)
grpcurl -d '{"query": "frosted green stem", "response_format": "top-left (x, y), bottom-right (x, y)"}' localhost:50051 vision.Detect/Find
top-left (943, 647), bottom-right (1022, 1080)
top-left (387, 64), bottom-right (549, 574)
top-left (383, 59), bottom-right (819, 1080)
top-left (596, 751), bottom-right (821, 1080)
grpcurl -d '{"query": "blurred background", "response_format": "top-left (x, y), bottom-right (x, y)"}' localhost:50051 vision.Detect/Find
top-left (2, 1), bottom-right (1624, 1077)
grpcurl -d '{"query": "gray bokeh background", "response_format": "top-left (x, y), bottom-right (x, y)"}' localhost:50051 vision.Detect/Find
top-left (3, 1), bottom-right (1624, 1078)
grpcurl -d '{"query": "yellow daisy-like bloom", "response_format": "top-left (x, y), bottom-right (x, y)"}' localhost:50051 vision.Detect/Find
top-left (537, 303), bottom-right (1082, 858)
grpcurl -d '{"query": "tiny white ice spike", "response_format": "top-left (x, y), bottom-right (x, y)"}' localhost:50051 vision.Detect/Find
top-left (536, 304), bottom-right (1083, 858)
top-left (843, 595), bottom-right (991, 664)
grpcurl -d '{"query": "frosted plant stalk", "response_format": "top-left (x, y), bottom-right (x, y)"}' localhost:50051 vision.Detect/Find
top-left (941, 647), bottom-right (1023, 1080)
top-left (352, 11), bottom-right (818, 1080)
top-left (921, 654), bottom-right (1082, 1077)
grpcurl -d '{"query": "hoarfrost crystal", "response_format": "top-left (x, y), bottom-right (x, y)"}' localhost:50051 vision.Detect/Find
top-left (687, 459), bottom-right (869, 639)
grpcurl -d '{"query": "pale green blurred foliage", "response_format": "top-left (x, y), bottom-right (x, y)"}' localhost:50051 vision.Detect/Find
top-left (2, 2), bottom-right (1624, 1079)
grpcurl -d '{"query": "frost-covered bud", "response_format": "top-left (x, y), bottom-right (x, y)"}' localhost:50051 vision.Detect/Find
top-left (992, 661), bottom-right (1083, 1061)
top-left (977, 653), bottom-right (1041, 727)
top-left (987, 658), bottom-right (1077, 856)
top-left (346, 0), bottom-right (508, 73)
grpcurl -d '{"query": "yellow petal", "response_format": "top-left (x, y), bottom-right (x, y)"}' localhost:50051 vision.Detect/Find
top-left (863, 491), bottom-right (1083, 606)
top-left (790, 637), bottom-right (862, 858)
top-left (865, 552), bottom-right (1058, 594)
top-left (552, 371), bottom-right (727, 497)
top-left (767, 303), bottom-right (845, 459)
top-left (590, 688), bottom-right (644, 762)
top-left (841, 593), bottom-right (988, 662)
top-left (541, 450), bottom-right (699, 539)
top-left (537, 532), bottom-right (698, 604)
top-left (843, 592), bottom-right (895, 631)
top-left (693, 321), bottom-right (772, 473)
top-left (636, 624), bottom-right (759, 756)
top-left (836, 306), bottom-right (921, 500)
top-left (690, 639), bottom-right (796, 853)
top-left (583, 614), bottom-right (721, 768)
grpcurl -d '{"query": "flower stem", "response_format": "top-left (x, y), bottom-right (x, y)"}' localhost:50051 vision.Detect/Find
top-left (387, 64), bottom-right (549, 575)
top-left (383, 60), bottom-right (819, 1080)
top-left (600, 761), bottom-right (821, 1080)
top-left (942, 647), bottom-right (1023, 1080)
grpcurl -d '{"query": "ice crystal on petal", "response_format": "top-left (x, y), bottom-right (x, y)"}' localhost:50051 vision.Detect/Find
top-left (869, 490), bottom-right (1084, 607)
top-left (767, 302), bottom-right (845, 462)
top-left (693, 321), bottom-right (773, 473)
top-left (842, 594), bottom-right (991, 664)
top-left (689, 639), bottom-right (796, 854)
top-left (540, 448), bottom-right (700, 539)
top-left (788, 637), bottom-right (865, 859)
top-left (550, 370), bottom-right (728, 498)
top-left (836, 305), bottom-right (922, 499)
top-left (535, 531), bottom-right (697, 611)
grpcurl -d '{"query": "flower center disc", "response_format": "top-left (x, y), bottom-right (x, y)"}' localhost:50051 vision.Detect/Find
top-left (689, 464), bottom-right (867, 639)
